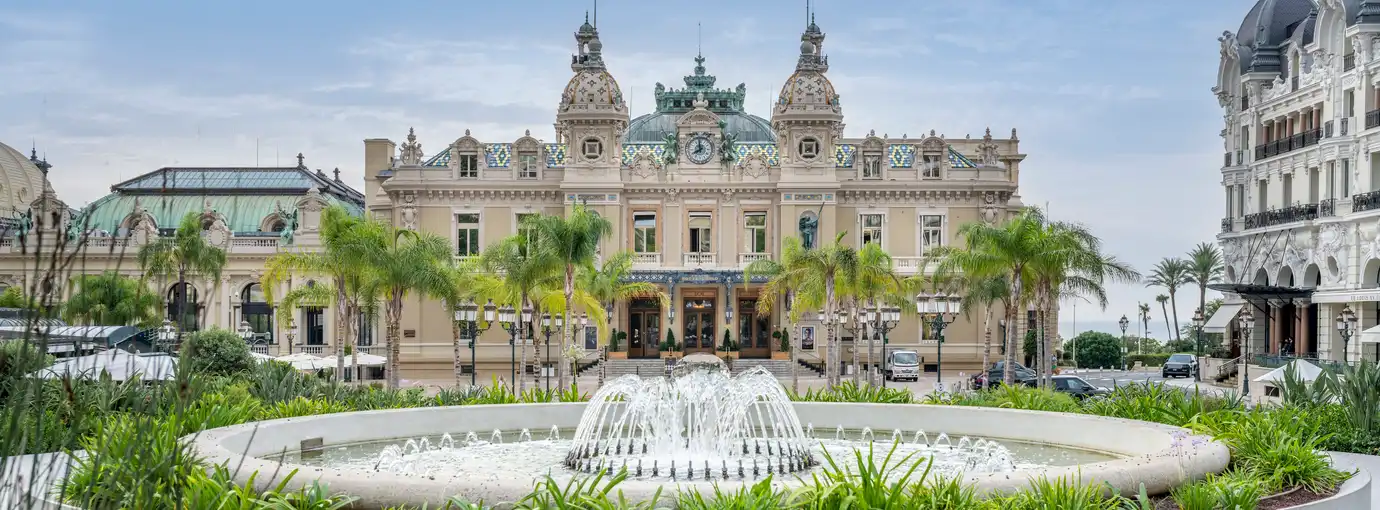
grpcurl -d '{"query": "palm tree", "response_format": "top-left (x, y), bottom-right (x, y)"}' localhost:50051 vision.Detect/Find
top-left (1138, 302), bottom-right (1152, 353)
top-left (929, 209), bottom-right (1047, 386)
top-left (527, 205), bottom-right (612, 390)
top-left (1186, 242), bottom-right (1224, 326)
top-left (926, 273), bottom-right (1011, 376)
top-left (844, 243), bottom-right (900, 385)
top-left (473, 233), bottom-right (561, 392)
top-left (1145, 258), bottom-right (1191, 341)
top-left (262, 205), bottom-right (374, 382)
top-left (434, 257), bottom-right (485, 388)
top-left (745, 236), bottom-right (816, 392)
top-left (577, 251), bottom-right (668, 386)
top-left (137, 212), bottom-right (227, 336)
top-left (746, 232), bottom-right (858, 388)
top-left (1156, 294), bottom-right (1172, 340)
top-left (62, 272), bottom-right (162, 327)
top-left (352, 221), bottom-right (452, 389)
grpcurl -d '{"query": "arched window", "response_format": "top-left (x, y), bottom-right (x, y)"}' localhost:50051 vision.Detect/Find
top-left (270, 221), bottom-right (286, 232)
top-left (167, 282), bottom-right (199, 332)
top-left (241, 283), bottom-right (273, 344)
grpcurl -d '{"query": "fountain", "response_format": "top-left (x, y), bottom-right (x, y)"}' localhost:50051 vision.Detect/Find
top-left (186, 356), bottom-right (1230, 508)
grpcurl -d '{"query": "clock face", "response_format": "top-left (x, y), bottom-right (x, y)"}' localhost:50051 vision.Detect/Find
top-left (687, 135), bottom-right (714, 164)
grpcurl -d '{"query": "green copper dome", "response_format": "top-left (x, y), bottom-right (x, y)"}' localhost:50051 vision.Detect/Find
top-left (621, 55), bottom-right (776, 144)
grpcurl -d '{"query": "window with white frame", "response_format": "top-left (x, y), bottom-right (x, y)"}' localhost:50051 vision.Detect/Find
top-left (919, 215), bottom-right (943, 255)
top-left (519, 154), bottom-right (538, 179)
top-left (921, 154), bottom-right (942, 178)
top-left (862, 156), bottom-right (882, 179)
top-left (860, 214), bottom-right (883, 246)
top-left (457, 154), bottom-right (479, 178)
top-left (456, 213), bottom-right (480, 256)
top-left (688, 212), bottom-right (713, 253)
top-left (744, 212), bottom-right (767, 253)
top-left (633, 213), bottom-right (657, 253)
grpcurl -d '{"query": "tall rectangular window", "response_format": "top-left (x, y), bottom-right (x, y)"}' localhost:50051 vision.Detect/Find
top-left (862, 157), bottom-right (882, 179)
top-left (1309, 167), bottom-right (1319, 203)
top-left (456, 213), bottom-right (480, 256)
top-left (516, 213), bottom-right (536, 244)
top-left (744, 212), bottom-right (767, 253)
top-left (1344, 159), bottom-right (1352, 197)
top-left (457, 154), bottom-right (479, 178)
top-left (860, 214), bottom-right (884, 246)
top-left (919, 215), bottom-right (943, 254)
top-left (1327, 161), bottom-right (1337, 199)
top-left (519, 154), bottom-right (538, 179)
top-left (1282, 173), bottom-right (1293, 205)
top-left (1236, 185), bottom-right (1245, 216)
top-left (1346, 89), bottom-right (1356, 117)
top-left (687, 213), bottom-right (713, 253)
top-left (633, 213), bottom-right (657, 253)
top-left (1258, 180), bottom-right (1268, 212)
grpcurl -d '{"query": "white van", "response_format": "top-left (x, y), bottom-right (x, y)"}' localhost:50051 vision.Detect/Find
top-left (883, 349), bottom-right (920, 382)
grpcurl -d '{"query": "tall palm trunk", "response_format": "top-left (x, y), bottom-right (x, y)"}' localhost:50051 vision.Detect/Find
top-left (560, 265), bottom-right (575, 390)
top-left (1168, 290), bottom-right (1182, 341)
top-left (868, 300), bottom-right (878, 386)
top-left (519, 295), bottom-right (530, 393)
top-left (850, 301), bottom-right (861, 386)
top-left (1159, 300), bottom-right (1172, 340)
top-left (452, 307), bottom-right (464, 388)
top-left (1003, 273), bottom-right (1022, 386)
top-left (334, 281), bottom-right (348, 382)
top-left (348, 304), bottom-right (361, 384)
top-left (982, 306), bottom-right (993, 375)
top-left (386, 292), bottom-right (403, 389)
top-left (825, 277), bottom-right (837, 389)
top-left (175, 265), bottom-right (187, 341)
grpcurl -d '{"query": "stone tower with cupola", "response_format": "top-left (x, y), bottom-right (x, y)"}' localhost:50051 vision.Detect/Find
top-left (771, 14), bottom-right (843, 184)
top-left (555, 14), bottom-right (628, 184)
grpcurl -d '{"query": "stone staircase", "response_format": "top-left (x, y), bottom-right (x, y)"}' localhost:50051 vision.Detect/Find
top-left (730, 359), bottom-right (798, 378)
top-left (601, 359), bottom-right (672, 379)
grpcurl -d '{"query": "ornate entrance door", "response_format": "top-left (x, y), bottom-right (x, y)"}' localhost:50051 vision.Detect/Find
top-left (627, 299), bottom-right (660, 359)
top-left (682, 290), bottom-right (717, 354)
top-left (738, 298), bottom-right (772, 358)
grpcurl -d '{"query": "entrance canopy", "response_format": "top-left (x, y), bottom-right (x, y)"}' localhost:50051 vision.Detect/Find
top-left (1360, 324), bottom-right (1380, 344)
top-left (1253, 359), bottom-right (1325, 383)
top-left (1207, 283), bottom-right (1313, 302)
top-left (1203, 303), bottom-right (1245, 334)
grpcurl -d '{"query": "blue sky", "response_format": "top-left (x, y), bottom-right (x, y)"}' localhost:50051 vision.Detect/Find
top-left (0, 0), bottom-right (1256, 336)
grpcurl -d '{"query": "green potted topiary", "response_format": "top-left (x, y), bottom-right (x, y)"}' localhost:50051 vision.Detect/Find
top-left (607, 330), bottom-right (628, 360)
top-left (719, 328), bottom-right (739, 360)
top-left (659, 330), bottom-right (680, 360)
top-left (772, 328), bottom-right (791, 360)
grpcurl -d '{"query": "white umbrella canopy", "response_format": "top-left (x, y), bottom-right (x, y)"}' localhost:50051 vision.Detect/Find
top-left (319, 353), bottom-right (387, 367)
top-left (249, 351), bottom-right (275, 361)
top-left (33, 349), bottom-right (178, 381)
top-left (1254, 359), bottom-right (1325, 383)
top-left (274, 352), bottom-right (327, 371)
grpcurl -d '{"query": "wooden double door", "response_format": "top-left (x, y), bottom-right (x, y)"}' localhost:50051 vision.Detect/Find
top-left (682, 290), bottom-right (718, 354)
top-left (737, 298), bottom-right (772, 358)
top-left (627, 299), bottom-right (661, 359)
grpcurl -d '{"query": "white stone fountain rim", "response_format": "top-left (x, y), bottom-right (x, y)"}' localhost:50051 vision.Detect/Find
top-left (186, 402), bottom-right (1230, 509)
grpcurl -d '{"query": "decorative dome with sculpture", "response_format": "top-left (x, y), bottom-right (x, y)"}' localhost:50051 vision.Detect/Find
top-left (560, 13), bottom-right (626, 113)
top-left (776, 15), bottom-right (838, 109)
top-left (0, 141), bottom-right (53, 223)
top-left (623, 54), bottom-right (776, 144)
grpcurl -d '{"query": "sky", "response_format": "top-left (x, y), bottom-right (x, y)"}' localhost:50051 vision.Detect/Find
top-left (0, 0), bottom-right (1256, 338)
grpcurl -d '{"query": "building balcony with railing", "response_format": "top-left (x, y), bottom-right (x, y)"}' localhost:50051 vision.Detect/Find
top-left (1367, 109), bottom-right (1380, 130)
top-left (1353, 190), bottom-right (1380, 213)
top-left (1253, 128), bottom-right (1323, 160)
top-left (737, 252), bottom-right (770, 266)
top-left (1319, 198), bottom-right (1337, 217)
top-left (631, 252), bottom-right (662, 267)
top-left (1345, 52), bottom-right (1356, 71)
top-left (1221, 217), bottom-right (1233, 233)
top-left (683, 253), bottom-right (716, 267)
top-left (1242, 202), bottom-right (1319, 230)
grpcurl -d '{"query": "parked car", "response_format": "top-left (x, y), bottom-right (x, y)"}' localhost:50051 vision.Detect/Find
top-left (883, 349), bottom-right (920, 382)
top-left (971, 361), bottom-right (1038, 389)
top-left (1161, 353), bottom-right (1198, 378)
top-left (1050, 375), bottom-right (1111, 400)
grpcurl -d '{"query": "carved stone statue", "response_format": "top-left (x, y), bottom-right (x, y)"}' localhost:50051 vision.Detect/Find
top-left (277, 204), bottom-right (299, 245)
top-left (66, 208), bottom-right (88, 242)
top-left (662, 131), bottom-right (679, 165)
top-left (14, 209), bottom-right (32, 239)
top-left (798, 214), bottom-right (818, 249)
top-left (718, 120), bottom-right (738, 163)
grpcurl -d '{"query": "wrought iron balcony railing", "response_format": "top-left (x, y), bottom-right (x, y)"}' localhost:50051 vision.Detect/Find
top-left (1367, 109), bottom-right (1380, 130)
top-left (1221, 218), bottom-right (1233, 233)
top-left (1243, 203), bottom-right (1319, 229)
top-left (1320, 198), bottom-right (1337, 217)
top-left (1345, 53), bottom-right (1357, 71)
top-left (1353, 190), bottom-right (1380, 213)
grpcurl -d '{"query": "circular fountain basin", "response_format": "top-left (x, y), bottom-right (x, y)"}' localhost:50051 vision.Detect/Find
top-left (189, 403), bottom-right (1228, 509)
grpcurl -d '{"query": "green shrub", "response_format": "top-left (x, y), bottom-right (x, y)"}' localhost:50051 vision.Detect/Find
top-left (181, 328), bottom-right (253, 377)
top-left (180, 385), bottom-right (262, 435)
top-left (1069, 331), bottom-right (1121, 369)
top-left (62, 414), bottom-right (203, 509)
top-left (1125, 353), bottom-right (1169, 367)
top-left (676, 476), bottom-right (789, 510)
top-left (259, 396), bottom-right (351, 420)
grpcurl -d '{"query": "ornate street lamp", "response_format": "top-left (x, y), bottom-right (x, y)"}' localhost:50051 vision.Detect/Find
top-left (497, 304), bottom-right (518, 390)
top-left (916, 292), bottom-right (961, 386)
top-left (1118, 315), bottom-right (1130, 370)
top-left (1191, 308), bottom-right (1205, 382)
top-left (1336, 304), bottom-right (1358, 365)
top-left (1236, 310), bottom-right (1256, 397)
top-left (874, 304), bottom-right (902, 388)
top-left (157, 319), bottom-right (176, 354)
top-left (453, 299), bottom-right (493, 387)
top-left (541, 311), bottom-right (565, 392)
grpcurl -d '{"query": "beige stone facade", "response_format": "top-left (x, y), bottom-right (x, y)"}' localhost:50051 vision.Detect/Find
top-left (364, 19), bottom-right (1045, 379)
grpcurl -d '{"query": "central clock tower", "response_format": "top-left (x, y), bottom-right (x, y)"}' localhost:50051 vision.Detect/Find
top-left (652, 54), bottom-right (748, 172)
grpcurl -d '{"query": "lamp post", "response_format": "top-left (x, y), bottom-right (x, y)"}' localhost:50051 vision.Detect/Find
top-left (1191, 308), bottom-right (1204, 382)
top-left (1236, 310), bottom-right (1256, 397)
top-left (454, 299), bottom-right (495, 387)
top-left (284, 317), bottom-right (297, 355)
top-left (916, 292), bottom-right (961, 386)
top-left (873, 304), bottom-right (902, 388)
top-left (1335, 304), bottom-right (1357, 365)
top-left (1118, 315), bottom-right (1129, 370)
top-left (841, 307), bottom-right (868, 383)
top-left (541, 311), bottom-right (565, 392)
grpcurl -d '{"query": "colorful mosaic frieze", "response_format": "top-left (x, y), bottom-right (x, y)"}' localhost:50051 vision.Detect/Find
top-left (734, 144), bottom-right (779, 166)
top-left (947, 146), bottom-right (978, 168)
top-left (887, 144), bottom-right (915, 168)
top-left (620, 144), bottom-right (668, 166)
top-left (545, 144), bottom-right (568, 167)
top-left (834, 144), bottom-right (856, 168)
top-left (485, 144), bottom-right (511, 168)
top-left (423, 148), bottom-right (451, 167)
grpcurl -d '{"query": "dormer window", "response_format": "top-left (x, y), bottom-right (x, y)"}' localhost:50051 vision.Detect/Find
top-left (862, 156), bottom-right (882, 179)
top-left (457, 154), bottom-right (479, 178)
top-left (799, 137), bottom-right (820, 160)
top-left (582, 137), bottom-right (604, 160)
top-left (519, 154), bottom-right (538, 179)
top-left (921, 154), bottom-right (942, 179)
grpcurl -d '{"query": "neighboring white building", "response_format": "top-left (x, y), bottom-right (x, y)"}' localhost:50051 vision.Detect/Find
top-left (1212, 0), bottom-right (1380, 364)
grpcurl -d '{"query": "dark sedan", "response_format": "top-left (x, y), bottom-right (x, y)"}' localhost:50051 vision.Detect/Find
top-left (1051, 375), bottom-right (1111, 399)
top-left (971, 361), bottom-right (1038, 389)
top-left (1161, 353), bottom-right (1198, 378)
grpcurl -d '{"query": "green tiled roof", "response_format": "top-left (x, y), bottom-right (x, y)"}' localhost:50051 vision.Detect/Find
top-left (82, 194), bottom-right (362, 234)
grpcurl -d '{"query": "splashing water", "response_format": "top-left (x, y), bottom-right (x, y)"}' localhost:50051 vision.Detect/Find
top-left (566, 355), bottom-right (815, 479)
